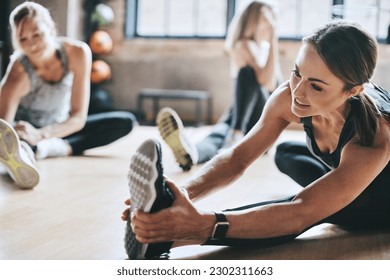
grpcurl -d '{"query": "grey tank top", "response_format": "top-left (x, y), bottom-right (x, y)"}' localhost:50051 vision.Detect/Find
top-left (15, 44), bottom-right (74, 128)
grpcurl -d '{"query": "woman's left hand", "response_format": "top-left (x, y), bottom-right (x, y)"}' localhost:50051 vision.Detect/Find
top-left (130, 178), bottom-right (214, 244)
top-left (14, 121), bottom-right (44, 146)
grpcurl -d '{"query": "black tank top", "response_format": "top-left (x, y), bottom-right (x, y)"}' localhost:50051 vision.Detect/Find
top-left (301, 83), bottom-right (390, 169)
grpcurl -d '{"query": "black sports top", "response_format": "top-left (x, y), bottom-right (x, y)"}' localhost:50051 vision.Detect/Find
top-left (301, 83), bottom-right (390, 169)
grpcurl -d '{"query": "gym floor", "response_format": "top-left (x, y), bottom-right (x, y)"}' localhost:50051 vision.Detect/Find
top-left (1, 125), bottom-right (390, 260)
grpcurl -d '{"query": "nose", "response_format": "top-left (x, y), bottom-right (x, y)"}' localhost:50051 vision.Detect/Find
top-left (291, 79), bottom-right (305, 98)
top-left (28, 36), bottom-right (40, 50)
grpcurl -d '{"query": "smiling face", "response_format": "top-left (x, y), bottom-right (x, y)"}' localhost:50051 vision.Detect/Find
top-left (289, 42), bottom-right (353, 118)
top-left (17, 16), bottom-right (55, 59)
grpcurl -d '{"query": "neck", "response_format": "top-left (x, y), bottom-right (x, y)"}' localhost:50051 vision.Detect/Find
top-left (29, 45), bottom-right (58, 69)
top-left (314, 102), bottom-right (350, 128)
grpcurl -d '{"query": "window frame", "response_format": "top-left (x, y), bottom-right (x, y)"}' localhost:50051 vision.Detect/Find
top-left (125, 0), bottom-right (236, 39)
top-left (124, 0), bottom-right (389, 43)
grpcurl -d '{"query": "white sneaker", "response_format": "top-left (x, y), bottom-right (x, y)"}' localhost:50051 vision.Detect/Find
top-left (156, 107), bottom-right (198, 171)
top-left (0, 119), bottom-right (39, 189)
top-left (36, 138), bottom-right (70, 160)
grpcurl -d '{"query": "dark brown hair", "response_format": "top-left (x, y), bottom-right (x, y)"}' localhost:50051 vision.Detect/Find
top-left (303, 20), bottom-right (381, 146)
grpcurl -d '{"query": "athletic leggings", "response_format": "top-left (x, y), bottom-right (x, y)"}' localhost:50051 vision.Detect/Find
top-left (196, 66), bottom-right (270, 163)
top-left (63, 111), bottom-right (137, 154)
top-left (204, 141), bottom-right (390, 247)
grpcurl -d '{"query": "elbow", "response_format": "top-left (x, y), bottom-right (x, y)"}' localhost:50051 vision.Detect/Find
top-left (77, 116), bottom-right (87, 131)
top-left (287, 199), bottom-right (320, 235)
top-left (71, 114), bottom-right (87, 131)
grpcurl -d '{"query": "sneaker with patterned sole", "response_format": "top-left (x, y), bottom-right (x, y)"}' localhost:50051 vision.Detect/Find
top-left (156, 107), bottom-right (198, 171)
top-left (124, 139), bottom-right (174, 260)
top-left (0, 119), bottom-right (39, 189)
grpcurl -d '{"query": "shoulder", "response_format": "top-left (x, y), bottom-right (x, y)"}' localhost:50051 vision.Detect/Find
top-left (343, 118), bottom-right (390, 167)
top-left (0, 56), bottom-right (30, 97)
top-left (375, 118), bottom-right (390, 159)
top-left (59, 37), bottom-right (92, 61)
top-left (59, 37), bottom-right (92, 71)
top-left (2, 56), bottom-right (28, 85)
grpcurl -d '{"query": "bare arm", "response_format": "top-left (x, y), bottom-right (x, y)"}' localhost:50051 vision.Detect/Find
top-left (0, 58), bottom-right (31, 122)
top-left (225, 120), bottom-right (390, 239)
top-left (38, 38), bottom-right (92, 139)
top-left (184, 82), bottom-right (295, 201)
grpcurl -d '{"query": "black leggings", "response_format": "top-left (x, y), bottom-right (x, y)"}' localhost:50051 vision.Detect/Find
top-left (204, 141), bottom-right (390, 247)
top-left (196, 66), bottom-right (270, 163)
top-left (63, 111), bottom-right (137, 155)
top-left (231, 66), bottom-right (270, 134)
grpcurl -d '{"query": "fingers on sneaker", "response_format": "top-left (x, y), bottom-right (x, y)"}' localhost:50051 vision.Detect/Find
top-left (121, 208), bottom-right (130, 221)
top-left (135, 230), bottom-right (168, 244)
top-left (164, 178), bottom-right (185, 199)
top-left (133, 209), bottom-right (168, 228)
top-left (132, 218), bottom-right (172, 243)
top-left (124, 198), bottom-right (131, 205)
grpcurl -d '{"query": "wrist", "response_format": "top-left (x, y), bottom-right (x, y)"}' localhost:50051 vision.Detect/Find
top-left (198, 212), bottom-right (218, 239)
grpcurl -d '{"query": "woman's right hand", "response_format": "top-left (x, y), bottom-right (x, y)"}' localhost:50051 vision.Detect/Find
top-left (129, 178), bottom-right (215, 244)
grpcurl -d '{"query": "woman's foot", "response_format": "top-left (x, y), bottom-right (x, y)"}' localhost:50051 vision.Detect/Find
top-left (0, 119), bottom-right (39, 189)
top-left (156, 107), bottom-right (198, 171)
top-left (124, 139), bottom-right (174, 259)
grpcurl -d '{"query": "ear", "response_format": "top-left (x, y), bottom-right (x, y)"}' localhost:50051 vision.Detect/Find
top-left (347, 85), bottom-right (364, 98)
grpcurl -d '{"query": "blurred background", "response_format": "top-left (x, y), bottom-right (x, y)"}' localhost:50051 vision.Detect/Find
top-left (1, 0), bottom-right (390, 123)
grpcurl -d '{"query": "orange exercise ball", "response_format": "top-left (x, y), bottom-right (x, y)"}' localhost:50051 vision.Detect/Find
top-left (91, 60), bottom-right (112, 84)
top-left (89, 30), bottom-right (113, 55)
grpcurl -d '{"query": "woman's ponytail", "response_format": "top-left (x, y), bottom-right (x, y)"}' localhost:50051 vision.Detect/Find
top-left (349, 93), bottom-right (381, 146)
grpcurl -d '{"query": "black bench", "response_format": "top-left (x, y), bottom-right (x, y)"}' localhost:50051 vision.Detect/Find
top-left (137, 88), bottom-right (212, 126)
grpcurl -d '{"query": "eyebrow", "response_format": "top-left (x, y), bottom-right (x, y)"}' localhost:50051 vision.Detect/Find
top-left (294, 64), bottom-right (330, 85)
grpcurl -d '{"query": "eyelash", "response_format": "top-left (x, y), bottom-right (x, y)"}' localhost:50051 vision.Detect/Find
top-left (291, 69), bottom-right (323, 92)
top-left (291, 69), bottom-right (300, 78)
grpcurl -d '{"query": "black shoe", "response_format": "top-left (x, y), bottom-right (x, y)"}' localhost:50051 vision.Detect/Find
top-left (124, 139), bottom-right (174, 259)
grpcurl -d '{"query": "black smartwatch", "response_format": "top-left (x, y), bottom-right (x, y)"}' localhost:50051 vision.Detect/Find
top-left (211, 212), bottom-right (229, 239)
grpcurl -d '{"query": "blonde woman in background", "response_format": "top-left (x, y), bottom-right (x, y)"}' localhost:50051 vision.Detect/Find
top-left (156, 0), bottom-right (282, 171)
top-left (0, 2), bottom-right (136, 189)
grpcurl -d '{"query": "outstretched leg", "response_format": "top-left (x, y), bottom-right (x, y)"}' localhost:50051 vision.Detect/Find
top-left (65, 111), bottom-right (136, 155)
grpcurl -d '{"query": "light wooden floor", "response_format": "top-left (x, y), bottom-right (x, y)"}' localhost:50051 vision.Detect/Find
top-left (1, 125), bottom-right (389, 260)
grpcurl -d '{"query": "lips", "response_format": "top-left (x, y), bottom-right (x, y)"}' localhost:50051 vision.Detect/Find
top-left (294, 98), bottom-right (310, 107)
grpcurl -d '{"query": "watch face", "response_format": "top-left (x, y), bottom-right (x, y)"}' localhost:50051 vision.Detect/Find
top-left (213, 222), bottom-right (229, 239)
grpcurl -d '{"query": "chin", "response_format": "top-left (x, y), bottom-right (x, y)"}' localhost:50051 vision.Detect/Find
top-left (291, 106), bottom-right (310, 118)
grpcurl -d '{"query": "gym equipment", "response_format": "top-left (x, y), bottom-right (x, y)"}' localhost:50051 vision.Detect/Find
top-left (91, 59), bottom-right (112, 84)
top-left (91, 3), bottom-right (115, 27)
top-left (89, 30), bottom-right (113, 55)
top-left (88, 85), bottom-right (114, 114)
